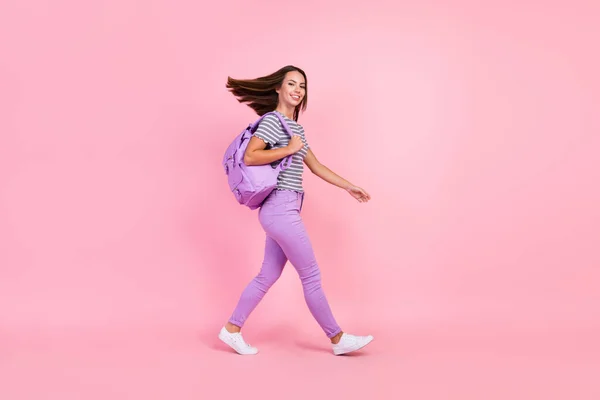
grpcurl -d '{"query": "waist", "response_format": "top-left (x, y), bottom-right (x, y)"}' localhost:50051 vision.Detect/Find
top-left (272, 189), bottom-right (304, 199)
top-left (262, 189), bottom-right (305, 210)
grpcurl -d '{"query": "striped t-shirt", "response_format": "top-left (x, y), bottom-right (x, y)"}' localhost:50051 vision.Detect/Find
top-left (254, 111), bottom-right (310, 192)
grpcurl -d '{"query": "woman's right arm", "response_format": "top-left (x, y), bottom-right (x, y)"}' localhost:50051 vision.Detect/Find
top-left (243, 136), bottom-right (298, 166)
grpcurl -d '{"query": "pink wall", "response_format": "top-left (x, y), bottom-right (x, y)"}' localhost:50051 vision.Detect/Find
top-left (1, 0), bottom-right (598, 335)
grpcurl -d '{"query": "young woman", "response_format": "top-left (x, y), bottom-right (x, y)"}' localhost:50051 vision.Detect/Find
top-left (219, 65), bottom-right (374, 356)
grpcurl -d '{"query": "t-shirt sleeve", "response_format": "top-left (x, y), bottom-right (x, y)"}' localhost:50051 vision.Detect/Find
top-left (254, 114), bottom-right (283, 146)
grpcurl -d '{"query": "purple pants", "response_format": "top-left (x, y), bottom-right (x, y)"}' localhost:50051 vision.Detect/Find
top-left (228, 189), bottom-right (342, 338)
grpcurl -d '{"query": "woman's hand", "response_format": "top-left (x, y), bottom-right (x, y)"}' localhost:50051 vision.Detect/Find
top-left (346, 185), bottom-right (371, 203)
top-left (286, 136), bottom-right (304, 154)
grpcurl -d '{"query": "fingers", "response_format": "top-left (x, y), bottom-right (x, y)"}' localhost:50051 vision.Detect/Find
top-left (356, 187), bottom-right (370, 199)
top-left (356, 192), bottom-right (368, 203)
top-left (359, 189), bottom-right (371, 202)
top-left (348, 186), bottom-right (371, 203)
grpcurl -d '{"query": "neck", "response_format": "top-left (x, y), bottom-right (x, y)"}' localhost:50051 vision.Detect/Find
top-left (275, 105), bottom-right (295, 120)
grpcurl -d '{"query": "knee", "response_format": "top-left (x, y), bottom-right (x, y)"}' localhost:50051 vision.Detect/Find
top-left (300, 264), bottom-right (322, 287)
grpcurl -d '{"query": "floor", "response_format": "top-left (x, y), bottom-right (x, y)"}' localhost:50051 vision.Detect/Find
top-left (2, 321), bottom-right (598, 400)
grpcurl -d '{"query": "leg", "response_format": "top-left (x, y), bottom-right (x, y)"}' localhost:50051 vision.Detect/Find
top-left (227, 235), bottom-right (287, 329)
top-left (262, 201), bottom-right (342, 339)
top-left (268, 209), bottom-right (374, 354)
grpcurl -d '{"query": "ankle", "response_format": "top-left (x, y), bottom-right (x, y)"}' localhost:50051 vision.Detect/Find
top-left (330, 331), bottom-right (344, 344)
top-left (225, 322), bottom-right (241, 333)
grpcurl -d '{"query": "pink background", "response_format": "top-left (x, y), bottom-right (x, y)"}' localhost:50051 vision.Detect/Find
top-left (1, 0), bottom-right (599, 399)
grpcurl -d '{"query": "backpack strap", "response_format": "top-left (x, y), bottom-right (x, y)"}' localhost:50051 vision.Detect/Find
top-left (250, 111), bottom-right (296, 137)
top-left (270, 112), bottom-right (295, 138)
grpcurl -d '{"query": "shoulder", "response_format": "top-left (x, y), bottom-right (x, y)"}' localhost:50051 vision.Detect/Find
top-left (280, 115), bottom-right (304, 133)
top-left (256, 114), bottom-right (284, 131)
top-left (260, 113), bottom-right (282, 127)
top-left (257, 114), bottom-right (286, 135)
top-left (254, 113), bottom-right (286, 143)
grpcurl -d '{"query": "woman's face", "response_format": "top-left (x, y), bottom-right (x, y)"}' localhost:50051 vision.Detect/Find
top-left (276, 71), bottom-right (306, 109)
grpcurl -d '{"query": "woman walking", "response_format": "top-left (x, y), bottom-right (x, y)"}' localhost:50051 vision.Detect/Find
top-left (219, 65), bottom-right (374, 356)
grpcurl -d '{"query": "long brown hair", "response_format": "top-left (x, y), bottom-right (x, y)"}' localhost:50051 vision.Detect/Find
top-left (226, 65), bottom-right (308, 121)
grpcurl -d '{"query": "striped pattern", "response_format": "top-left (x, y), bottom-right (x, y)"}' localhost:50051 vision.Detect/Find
top-left (254, 111), bottom-right (310, 192)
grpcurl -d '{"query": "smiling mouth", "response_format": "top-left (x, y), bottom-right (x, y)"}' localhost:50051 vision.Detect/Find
top-left (291, 95), bottom-right (301, 101)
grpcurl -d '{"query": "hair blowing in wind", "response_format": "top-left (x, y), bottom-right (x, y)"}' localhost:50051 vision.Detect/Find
top-left (226, 65), bottom-right (308, 121)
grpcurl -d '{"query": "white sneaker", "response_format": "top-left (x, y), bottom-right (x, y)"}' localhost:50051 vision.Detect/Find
top-left (218, 327), bottom-right (259, 355)
top-left (332, 333), bottom-right (374, 355)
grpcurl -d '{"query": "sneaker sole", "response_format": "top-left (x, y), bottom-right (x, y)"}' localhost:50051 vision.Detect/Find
top-left (333, 335), bottom-right (374, 356)
top-left (218, 331), bottom-right (258, 355)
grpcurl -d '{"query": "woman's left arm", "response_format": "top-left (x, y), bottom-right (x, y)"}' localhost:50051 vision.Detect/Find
top-left (304, 149), bottom-right (371, 203)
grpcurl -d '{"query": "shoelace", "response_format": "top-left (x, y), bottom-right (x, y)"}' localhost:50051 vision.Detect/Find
top-left (234, 333), bottom-right (253, 348)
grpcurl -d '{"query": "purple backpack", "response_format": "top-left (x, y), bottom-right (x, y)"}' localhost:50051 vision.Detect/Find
top-left (223, 111), bottom-right (295, 209)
